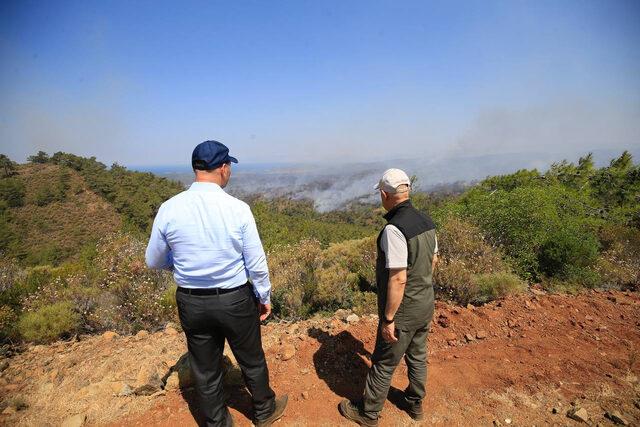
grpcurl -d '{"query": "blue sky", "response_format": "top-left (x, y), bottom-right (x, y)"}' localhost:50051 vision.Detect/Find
top-left (1, 0), bottom-right (639, 166)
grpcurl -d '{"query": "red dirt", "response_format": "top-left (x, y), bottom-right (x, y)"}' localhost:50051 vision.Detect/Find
top-left (108, 289), bottom-right (640, 426)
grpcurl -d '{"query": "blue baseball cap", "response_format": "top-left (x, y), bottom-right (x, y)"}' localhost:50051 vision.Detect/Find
top-left (192, 140), bottom-right (238, 170)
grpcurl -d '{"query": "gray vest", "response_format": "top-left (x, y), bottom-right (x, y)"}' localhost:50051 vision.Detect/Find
top-left (376, 200), bottom-right (436, 330)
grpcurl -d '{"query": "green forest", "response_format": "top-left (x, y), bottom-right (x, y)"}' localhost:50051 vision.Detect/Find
top-left (0, 151), bottom-right (638, 345)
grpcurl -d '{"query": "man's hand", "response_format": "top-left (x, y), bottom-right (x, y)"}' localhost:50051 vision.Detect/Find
top-left (258, 303), bottom-right (271, 321)
top-left (381, 321), bottom-right (398, 343)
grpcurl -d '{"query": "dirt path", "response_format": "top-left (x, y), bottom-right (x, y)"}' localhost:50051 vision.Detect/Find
top-left (106, 289), bottom-right (640, 426)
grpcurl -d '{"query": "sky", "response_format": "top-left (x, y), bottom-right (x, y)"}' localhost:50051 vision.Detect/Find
top-left (0, 0), bottom-right (639, 167)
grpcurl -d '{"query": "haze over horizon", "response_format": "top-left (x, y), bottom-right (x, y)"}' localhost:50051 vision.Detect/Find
top-left (1, 1), bottom-right (639, 167)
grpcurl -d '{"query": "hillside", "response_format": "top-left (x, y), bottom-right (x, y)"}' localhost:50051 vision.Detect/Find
top-left (0, 288), bottom-right (638, 426)
top-left (2, 163), bottom-right (122, 265)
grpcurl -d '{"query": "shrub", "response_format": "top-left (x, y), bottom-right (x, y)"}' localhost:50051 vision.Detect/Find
top-left (592, 225), bottom-right (640, 289)
top-left (449, 184), bottom-right (601, 280)
top-left (538, 225), bottom-right (600, 282)
top-left (0, 304), bottom-right (18, 342)
top-left (90, 233), bottom-right (175, 333)
top-left (0, 177), bottom-right (25, 207)
top-left (433, 216), bottom-right (521, 305)
top-left (268, 236), bottom-right (377, 318)
top-left (472, 272), bottom-right (526, 304)
top-left (18, 301), bottom-right (80, 343)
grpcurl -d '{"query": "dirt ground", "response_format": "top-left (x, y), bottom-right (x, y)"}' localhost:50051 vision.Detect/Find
top-left (2, 288), bottom-right (639, 426)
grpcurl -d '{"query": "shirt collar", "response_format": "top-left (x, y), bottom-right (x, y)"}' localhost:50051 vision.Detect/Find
top-left (189, 182), bottom-right (224, 192)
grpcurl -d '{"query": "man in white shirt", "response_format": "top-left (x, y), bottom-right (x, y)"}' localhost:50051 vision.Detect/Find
top-left (146, 140), bottom-right (288, 427)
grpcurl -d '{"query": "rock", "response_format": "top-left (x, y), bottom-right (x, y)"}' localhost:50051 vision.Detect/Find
top-left (280, 343), bottom-right (296, 361)
top-left (165, 327), bottom-right (179, 336)
top-left (2, 406), bottom-right (16, 415)
top-left (135, 330), bottom-right (149, 339)
top-left (531, 288), bottom-right (546, 296)
top-left (169, 354), bottom-right (195, 389)
top-left (335, 309), bottom-right (350, 322)
top-left (585, 315), bottom-right (594, 321)
top-left (109, 381), bottom-right (126, 394)
top-left (150, 390), bottom-right (167, 398)
top-left (493, 420), bottom-right (502, 427)
top-left (118, 384), bottom-right (134, 396)
top-left (61, 414), bottom-right (87, 427)
top-left (476, 330), bottom-right (487, 339)
top-left (286, 324), bottom-right (299, 335)
top-left (437, 314), bottom-right (450, 328)
top-left (102, 331), bottom-right (118, 341)
top-left (552, 407), bottom-right (560, 414)
top-left (165, 372), bottom-right (180, 391)
top-left (49, 368), bottom-right (60, 382)
top-left (136, 365), bottom-right (160, 387)
top-left (504, 419), bottom-right (512, 425)
top-left (301, 391), bottom-right (309, 400)
top-left (466, 303), bottom-right (474, 310)
top-left (0, 359), bottom-right (8, 372)
top-left (346, 314), bottom-right (360, 324)
top-left (133, 376), bottom-right (163, 396)
top-left (464, 333), bottom-right (475, 342)
top-left (330, 318), bottom-right (344, 331)
top-left (567, 407), bottom-right (589, 423)
top-left (605, 411), bottom-right (629, 426)
top-left (223, 355), bottom-right (243, 386)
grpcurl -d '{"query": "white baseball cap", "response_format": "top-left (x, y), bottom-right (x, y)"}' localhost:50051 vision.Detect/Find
top-left (374, 168), bottom-right (411, 193)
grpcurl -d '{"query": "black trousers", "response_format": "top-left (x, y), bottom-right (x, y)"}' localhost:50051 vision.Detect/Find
top-left (176, 285), bottom-right (276, 426)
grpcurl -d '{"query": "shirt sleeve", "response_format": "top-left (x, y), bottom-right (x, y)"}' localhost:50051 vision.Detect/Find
top-left (241, 206), bottom-right (272, 304)
top-left (381, 225), bottom-right (408, 269)
top-left (145, 203), bottom-right (174, 271)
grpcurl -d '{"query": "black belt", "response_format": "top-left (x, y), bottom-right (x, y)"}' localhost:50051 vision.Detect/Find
top-left (177, 283), bottom-right (249, 296)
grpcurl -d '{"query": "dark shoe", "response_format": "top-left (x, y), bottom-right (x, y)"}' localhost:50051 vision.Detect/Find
top-left (401, 399), bottom-right (424, 421)
top-left (255, 395), bottom-right (288, 427)
top-left (338, 399), bottom-right (378, 426)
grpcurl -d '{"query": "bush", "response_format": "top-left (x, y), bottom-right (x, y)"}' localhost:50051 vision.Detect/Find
top-left (592, 225), bottom-right (640, 289)
top-left (268, 236), bottom-right (377, 318)
top-left (449, 184), bottom-right (601, 280)
top-left (90, 233), bottom-right (175, 333)
top-left (0, 177), bottom-right (25, 207)
top-left (433, 216), bottom-right (521, 305)
top-left (538, 225), bottom-right (600, 282)
top-left (472, 272), bottom-right (527, 304)
top-left (0, 304), bottom-right (18, 342)
top-left (18, 301), bottom-right (80, 343)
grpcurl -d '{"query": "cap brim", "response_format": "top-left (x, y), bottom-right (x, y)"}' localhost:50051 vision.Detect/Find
top-left (228, 156), bottom-right (238, 163)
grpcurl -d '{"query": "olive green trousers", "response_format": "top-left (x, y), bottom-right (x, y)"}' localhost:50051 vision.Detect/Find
top-left (362, 321), bottom-right (430, 418)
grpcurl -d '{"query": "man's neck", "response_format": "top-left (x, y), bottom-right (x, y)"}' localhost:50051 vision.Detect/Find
top-left (194, 171), bottom-right (223, 186)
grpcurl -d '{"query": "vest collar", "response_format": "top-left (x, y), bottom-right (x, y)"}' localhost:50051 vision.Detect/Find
top-left (383, 199), bottom-right (412, 221)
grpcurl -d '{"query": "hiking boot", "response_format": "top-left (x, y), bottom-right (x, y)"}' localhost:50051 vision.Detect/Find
top-left (401, 399), bottom-right (424, 421)
top-left (338, 399), bottom-right (379, 426)
top-left (255, 395), bottom-right (288, 427)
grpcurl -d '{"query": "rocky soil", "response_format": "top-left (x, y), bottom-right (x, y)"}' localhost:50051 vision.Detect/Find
top-left (1, 288), bottom-right (639, 426)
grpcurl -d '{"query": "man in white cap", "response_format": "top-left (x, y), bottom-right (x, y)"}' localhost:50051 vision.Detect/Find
top-left (339, 168), bottom-right (438, 426)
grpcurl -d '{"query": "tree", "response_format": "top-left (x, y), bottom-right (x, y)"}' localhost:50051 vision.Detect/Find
top-left (610, 150), bottom-right (633, 171)
top-left (27, 151), bottom-right (50, 164)
top-left (0, 154), bottom-right (17, 178)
